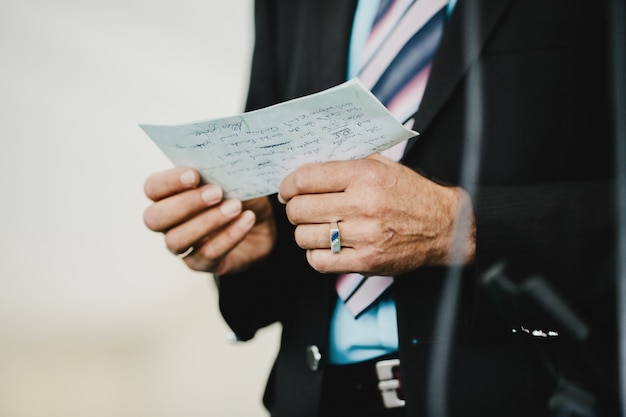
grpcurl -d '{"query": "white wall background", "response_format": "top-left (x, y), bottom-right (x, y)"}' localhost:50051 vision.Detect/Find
top-left (0, 1), bottom-right (281, 416)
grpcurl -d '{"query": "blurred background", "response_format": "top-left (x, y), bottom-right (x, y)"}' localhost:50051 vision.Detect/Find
top-left (0, 1), bottom-right (282, 416)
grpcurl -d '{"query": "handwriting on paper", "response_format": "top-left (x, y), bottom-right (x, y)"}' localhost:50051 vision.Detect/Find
top-left (139, 79), bottom-right (418, 200)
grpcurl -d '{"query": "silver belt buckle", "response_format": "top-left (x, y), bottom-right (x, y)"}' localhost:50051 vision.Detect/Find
top-left (375, 358), bottom-right (405, 409)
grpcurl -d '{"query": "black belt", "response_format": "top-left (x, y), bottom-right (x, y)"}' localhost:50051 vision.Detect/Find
top-left (319, 353), bottom-right (406, 417)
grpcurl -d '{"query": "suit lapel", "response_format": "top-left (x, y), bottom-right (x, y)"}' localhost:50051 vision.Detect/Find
top-left (404, 0), bottom-right (514, 155)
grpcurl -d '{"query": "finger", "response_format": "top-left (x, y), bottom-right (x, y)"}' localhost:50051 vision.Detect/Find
top-left (163, 198), bottom-right (243, 255)
top-left (182, 210), bottom-right (256, 273)
top-left (285, 191), bottom-right (351, 226)
top-left (144, 167), bottom-right (200, 202)
top-left (294, 222), bottom-right (353, 250)
top-left (281, 159), bottom-right (379, 225)
top-left (294, 219), bottom-right (378, 251)
top-left (279, 160), bottom-right (353, 202)
top-left (143, 184), bottom-right (224, 232)
top-left (305, 247), bottom-right (364, 275)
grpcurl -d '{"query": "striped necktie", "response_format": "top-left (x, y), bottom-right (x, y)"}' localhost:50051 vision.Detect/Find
top-left (336, 0), bottom-right (447, 318)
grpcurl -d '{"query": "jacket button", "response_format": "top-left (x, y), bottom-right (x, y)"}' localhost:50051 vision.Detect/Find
top-left (305, 345), bottom-right (322, 371)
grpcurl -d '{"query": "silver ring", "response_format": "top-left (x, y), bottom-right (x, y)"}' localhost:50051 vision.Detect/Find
top-left (330, 222), bottom-right (341, 254)
top-left (177, 246), bottom-right (194, 258)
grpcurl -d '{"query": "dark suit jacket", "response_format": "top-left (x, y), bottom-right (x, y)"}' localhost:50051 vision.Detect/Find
top-left (216, 0), bottom-right (620, 416)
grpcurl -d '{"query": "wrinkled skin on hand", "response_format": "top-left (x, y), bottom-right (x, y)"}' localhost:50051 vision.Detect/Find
top-left (278, 154), bottom-right (475, 276)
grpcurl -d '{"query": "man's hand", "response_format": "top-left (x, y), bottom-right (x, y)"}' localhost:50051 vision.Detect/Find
top-left (143, 167), bottom-right (277, 275)
top-left (278, 154), bottom-right (475, 276)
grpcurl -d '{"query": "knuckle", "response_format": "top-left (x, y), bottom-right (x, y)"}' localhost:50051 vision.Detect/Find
top-left (360, 246), bottom-right (390, 274)
top-left (293, 226), bottom-right (305, 247)
top-left (285, 199), bottom-right (303, 224)
top-left (164, 232), bottom-right (186, 254)
top-left (143, 174), bottom-right (159, 200)
top-left (187, 242), bottom-right (222, 273)
top-left (183, 256), bottom-right (210, 273)
top-left (199, 241), bottom-right (220, 261)
top-left (356, 160), bottom-right (388, 187)
top-left (307, 251), bottom-right (333, 274)
top-left (292, 167), bottom-right (314, 192)
top-left (359, 199), bottom-right (379, 217)
top-left (306, 251), bottom-right (322, 272)
top-left (359, 250), bottom-right (379, 270)
top-left (142, 207), bottom-right (160, 231)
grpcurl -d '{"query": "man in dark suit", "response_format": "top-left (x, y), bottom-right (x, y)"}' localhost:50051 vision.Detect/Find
top-left (143, 0), bottom-right (621, 416)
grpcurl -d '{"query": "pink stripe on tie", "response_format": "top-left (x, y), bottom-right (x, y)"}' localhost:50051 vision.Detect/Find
top-left (386, 63), bottom-right (432, 122)
top-left (335, 273), bottom-right (366, 301)
top-left (344, 275), bottom-right (395, 317)
top-left (359, 0), bottom-right (447, 89)
top-left (362, 0), bottom-right (413, 65)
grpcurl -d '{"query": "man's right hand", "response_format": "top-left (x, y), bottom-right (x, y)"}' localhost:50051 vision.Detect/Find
top-left (143, 167), bottom-right (277, 275)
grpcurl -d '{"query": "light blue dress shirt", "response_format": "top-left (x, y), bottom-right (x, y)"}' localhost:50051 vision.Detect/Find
top-left (328, 0), bottom-right (457, 365)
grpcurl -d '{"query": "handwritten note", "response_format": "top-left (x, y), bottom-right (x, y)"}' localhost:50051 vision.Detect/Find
top-left (139, 78), bottom-right (418, 200)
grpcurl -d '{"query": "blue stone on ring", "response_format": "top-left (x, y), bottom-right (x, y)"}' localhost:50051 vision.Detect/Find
top-left (330, 222), bottom-right (341, 253)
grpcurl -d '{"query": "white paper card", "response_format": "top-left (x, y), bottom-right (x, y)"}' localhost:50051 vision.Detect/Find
top-left (139, 79), bottom-right (418, 200)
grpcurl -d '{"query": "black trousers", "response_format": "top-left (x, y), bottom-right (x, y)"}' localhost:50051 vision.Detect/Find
top-left (318, 353), bottom-right (407, 417)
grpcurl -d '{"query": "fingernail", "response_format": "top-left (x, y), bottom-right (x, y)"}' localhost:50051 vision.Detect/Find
top-left (220, 199), bottom-right (242, 217)
top-left (180, 170), bottom-right (195, 186)
top-left (201, 185), bottom-right (223, 205)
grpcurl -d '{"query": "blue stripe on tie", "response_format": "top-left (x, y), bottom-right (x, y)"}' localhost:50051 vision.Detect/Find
top-left (372, 0), bottom-right (397, 26)
top-left (370, 7), bottom-right (446, 106)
